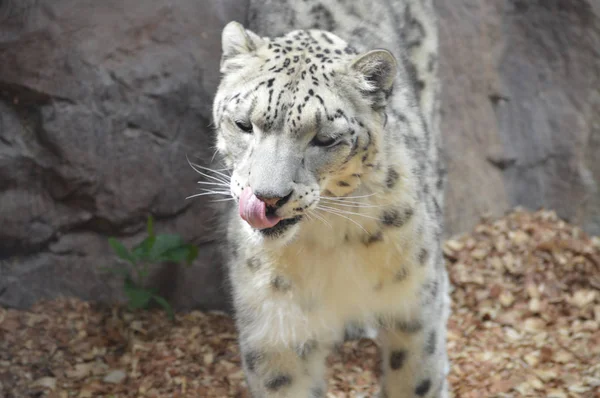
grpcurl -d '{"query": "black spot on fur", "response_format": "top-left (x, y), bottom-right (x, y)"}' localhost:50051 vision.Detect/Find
top-left (396, 319), bottom-right (423, 333)
top-left (309, 4), bottom-right (336, 31)
top-left (381, 208), bottom-right (414, 227)
top-left (415, 379), bottom-right (432, 396)
top-left (418, 248), bottom-right (429, 265)
top-left (403, 5), bottom-right (426, 47)
top-left (389, 350), bottom-right (407, 370)
top-left (434, 198), bottom-right (442, 218)
top-left (395, 267), bottom-right (408, 281)
top-left (244, 351), bottom-right (260, 372)
top-left (365, 231), bottom-right (384, 246)
top-left (426, 330), bottom-right (437, 355)
top-left (386, 168), bottom-right (400, 189)
top-left (271, 276), bottom-right (292, 292)
top-left (297, 339), bottom-right (318, 359)
top-left (321, 32), bottom-right (334, 44)
top-left (343, 322), bottom-right (365, 341)
top-left (265, 374), bottom-right (292, 391)
top-left (423, 279), bottom-right (439, 302)
top-left (427, 53), bottom-right (437, 72)
top-left (310, 386), bottom-right (325, 397)
top-left (337, 180), bottom-right (350, 187)
top-left (230, 240), bottom-right (238, 257)
top-left (246, 257), bottom-right (260, 270)
top-left (344, 46), bottom-right (357, 55)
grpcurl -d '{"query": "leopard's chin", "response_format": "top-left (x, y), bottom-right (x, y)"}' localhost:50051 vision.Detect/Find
top-left (258, 216), bottom-right (303, 239)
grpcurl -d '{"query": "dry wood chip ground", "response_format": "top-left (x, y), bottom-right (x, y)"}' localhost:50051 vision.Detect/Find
top-left (1, 209), bottom-right (599, 398)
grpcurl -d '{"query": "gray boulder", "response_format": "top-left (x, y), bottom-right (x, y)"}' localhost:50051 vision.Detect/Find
top-left (0, 0), bottom-right (248, 310)
top-left (437, 0), bottom-right (600, 235)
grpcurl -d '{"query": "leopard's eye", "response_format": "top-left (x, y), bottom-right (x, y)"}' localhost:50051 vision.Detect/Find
top-left (310, 135), bottom-right (338, 148)
top-left (235, 120), bottom-right (253, 133)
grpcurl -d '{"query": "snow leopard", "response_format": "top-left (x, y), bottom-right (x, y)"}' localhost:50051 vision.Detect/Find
top-left (208, 0), bottom-right (449, 396)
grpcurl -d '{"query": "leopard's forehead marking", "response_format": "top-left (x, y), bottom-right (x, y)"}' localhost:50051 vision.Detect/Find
top-left (223, 29), bottom-right (362, 137)
top-left (260, 29), bottom-right (358, 72)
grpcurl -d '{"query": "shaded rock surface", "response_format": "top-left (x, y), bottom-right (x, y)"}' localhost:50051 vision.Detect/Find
top-left (437, 0), bottom-right (600, 235)
top-left (1, 0), bottom-right (599, 309)
top-left (0, 0), bottom-right (246, 309)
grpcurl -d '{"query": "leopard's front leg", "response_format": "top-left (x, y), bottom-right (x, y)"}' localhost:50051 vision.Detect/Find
top-left (378, 271), bottom-right (450, 398)
top-left (238, 327), bottom-right (329, 398)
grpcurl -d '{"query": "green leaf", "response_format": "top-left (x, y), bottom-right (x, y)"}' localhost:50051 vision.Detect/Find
top-left (137, 267), bottom-right (149, 279)
top-left (147, 215), bottom-right (154, 237)
top-left (152, 295), bottom-right (175, 320)
top-left (108, 237), bottom-right (135, 263)
top-left (185, 244), bottom-right (198, 265)
top-left (155, 244), bottom-right (198, 265)
top-left (156, 246), bottom-right (192, 263)
top-left (123, 277), bottom-right (154, 310)
top-left (147, 234), bottom-right (185, 261)
top-left (132, 235), bottom-right (156, 261)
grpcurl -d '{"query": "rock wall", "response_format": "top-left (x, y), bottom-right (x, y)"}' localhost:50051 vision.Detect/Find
top-left (0, 0), bottom-right (246, 310)
top-left (437, 0), bottom-right (600, 235)
top-left (1, 0), bottom-right (599, 309)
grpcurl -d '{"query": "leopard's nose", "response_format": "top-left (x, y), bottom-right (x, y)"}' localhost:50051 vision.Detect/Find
top-left (254, 190), bottom-right (293, 209)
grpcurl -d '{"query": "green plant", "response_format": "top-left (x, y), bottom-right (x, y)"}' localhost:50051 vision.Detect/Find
top-left (101, 216), bottom-right (198, 320)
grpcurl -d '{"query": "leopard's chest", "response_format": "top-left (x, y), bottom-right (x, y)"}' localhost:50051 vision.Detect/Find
top-left (232, 202), bottom-right (428, 345)
top-left (235, 237), bottom-right (425, 346)
top-left (281, 234), bottom-right (424, 310)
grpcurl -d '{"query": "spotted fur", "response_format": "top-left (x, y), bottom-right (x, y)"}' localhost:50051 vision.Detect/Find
top-left (211, 1), bottom-right (449, 397)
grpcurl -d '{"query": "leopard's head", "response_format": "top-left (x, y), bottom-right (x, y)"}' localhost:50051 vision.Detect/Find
top-left (212, 22), bottom-right (398, 241)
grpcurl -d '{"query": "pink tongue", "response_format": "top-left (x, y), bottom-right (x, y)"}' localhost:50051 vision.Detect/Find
top-left (239, 187), bottom-right (281, 229)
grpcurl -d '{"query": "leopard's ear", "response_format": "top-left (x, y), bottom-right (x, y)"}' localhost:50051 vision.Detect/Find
top-left (221, 21), bottom-right (264, 73)
top-left (350, 49), bottom-right (397, 104)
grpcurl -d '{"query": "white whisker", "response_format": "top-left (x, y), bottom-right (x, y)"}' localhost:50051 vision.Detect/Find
top-left (197, 181), bottom-right (230, 187)
top-left (308, 209), bottom-right (332, 228)
top-left (210, 197), bottom-right (236, 202)
top-left (186, 155), bottom-right (231, 186)
top-left (317, 205), bottom-right (381, 221)
top-left (186, 190), bottom-right (231, 200)
top-left (320, 192), bottom-right (378, 200)
top-left (199, 189), bottom-right (231, 195)
top-left (210, 148), bottom-right (219, 163)
top-left (316, 208), bottom-right (368, 234)
top-left (187, 158), bottom-right (231, 180)
top-left (318, 199), bottom-right (383, 208)
top-left (192, 168), bottom-right (230, 185)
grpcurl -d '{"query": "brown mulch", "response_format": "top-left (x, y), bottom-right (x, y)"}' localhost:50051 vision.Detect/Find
top-left (1, 209), bottom-right (599, 398)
